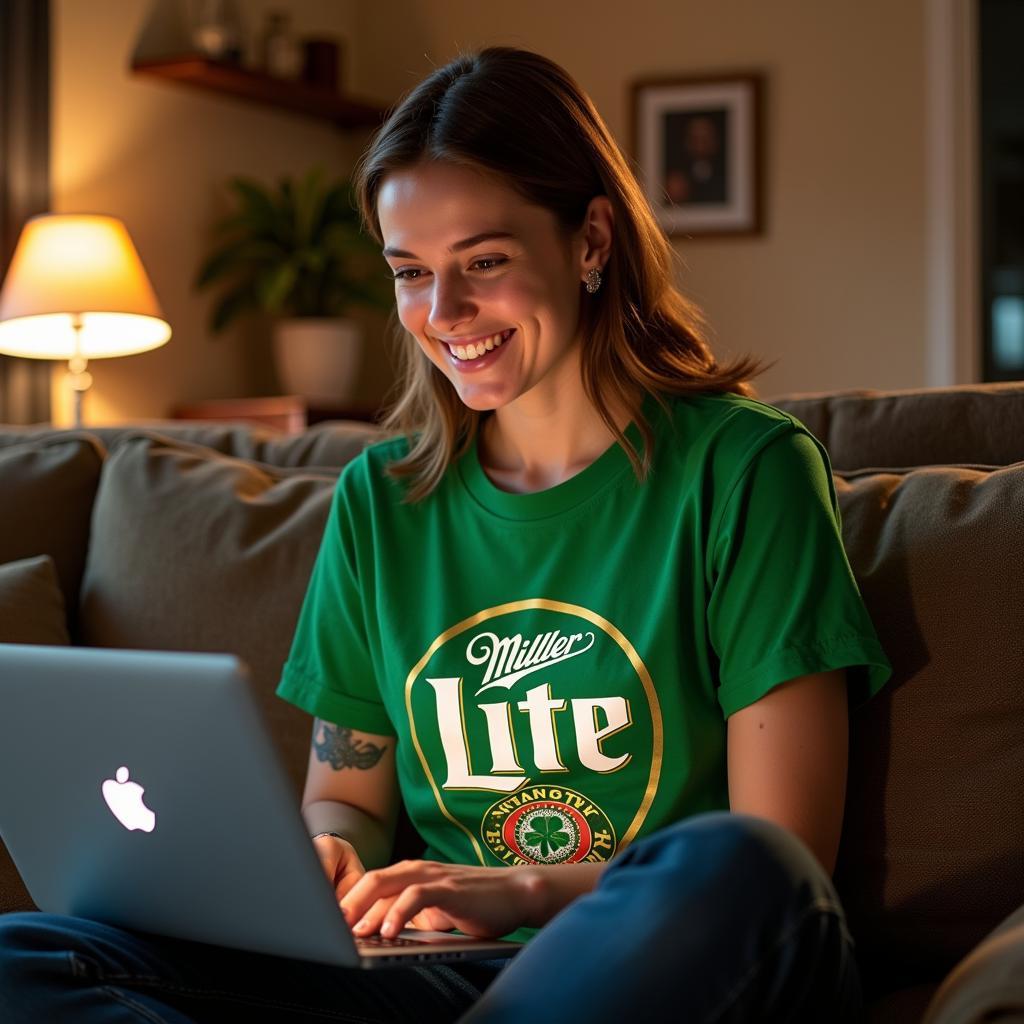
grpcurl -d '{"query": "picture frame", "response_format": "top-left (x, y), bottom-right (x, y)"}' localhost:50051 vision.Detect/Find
top-left (629, 72), bottom-right (764, 238)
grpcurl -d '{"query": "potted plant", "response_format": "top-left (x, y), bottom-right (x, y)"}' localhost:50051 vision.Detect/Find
top-left (194, 166), bottom-right (393, 403)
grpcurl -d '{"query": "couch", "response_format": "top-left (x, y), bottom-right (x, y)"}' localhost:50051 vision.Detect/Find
top-left (1, 381), bottom-right (1023, 1023)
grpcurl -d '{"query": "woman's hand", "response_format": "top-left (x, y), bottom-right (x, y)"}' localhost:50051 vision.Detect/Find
top-left (339, 859), bottom-right (546, 939)
top-left (312, 834), bottom-right (368, 901)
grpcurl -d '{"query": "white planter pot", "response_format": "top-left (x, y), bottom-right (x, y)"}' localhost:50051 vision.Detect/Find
top-left (272, 318), bottom-right (363, 404)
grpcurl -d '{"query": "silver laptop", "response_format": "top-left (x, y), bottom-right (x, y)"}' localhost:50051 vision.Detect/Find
top-left (0, 643), bottom-right (522, 968)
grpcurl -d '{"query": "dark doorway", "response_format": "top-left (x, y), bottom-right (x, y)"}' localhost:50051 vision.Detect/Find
top-left (979, 0), bottom-right (1024, 381)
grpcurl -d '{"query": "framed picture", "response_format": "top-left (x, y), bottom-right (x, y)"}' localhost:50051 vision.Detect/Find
top-left (629, 72), bottom-right (764, 238)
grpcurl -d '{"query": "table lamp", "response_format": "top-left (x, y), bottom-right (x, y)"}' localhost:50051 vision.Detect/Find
top-left (0, 214), bottom-right (172, 426)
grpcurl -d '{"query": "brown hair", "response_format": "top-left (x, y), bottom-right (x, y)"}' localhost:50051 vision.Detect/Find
top-left (353, 46), bottom-right (774, 503)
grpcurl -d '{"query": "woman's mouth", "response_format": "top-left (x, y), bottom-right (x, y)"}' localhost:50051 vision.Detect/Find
top-left (438, 328), bottom-right (515, 372)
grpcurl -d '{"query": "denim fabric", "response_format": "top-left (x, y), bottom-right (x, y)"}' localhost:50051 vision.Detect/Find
top-left (0, 811), bottom-right (862, 1023)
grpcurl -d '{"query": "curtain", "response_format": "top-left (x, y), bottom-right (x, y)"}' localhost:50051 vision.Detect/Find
top-left (0, 0), bottom-right (52, 424)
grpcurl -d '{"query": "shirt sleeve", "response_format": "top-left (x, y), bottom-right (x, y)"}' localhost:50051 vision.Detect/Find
top-left (706, 423), bottom-right (892, 718)
top-left (275, 462), bottom-right (397, 737)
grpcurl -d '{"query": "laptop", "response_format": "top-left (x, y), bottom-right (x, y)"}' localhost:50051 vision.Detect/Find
top-left (0, 643), bottom-right (522, 968)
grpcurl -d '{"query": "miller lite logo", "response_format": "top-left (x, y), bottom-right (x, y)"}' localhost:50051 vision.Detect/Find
top-left (404, 599), bottom-right (664, 866)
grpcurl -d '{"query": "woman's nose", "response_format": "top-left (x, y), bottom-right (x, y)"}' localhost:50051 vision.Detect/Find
top-left (428, 271), bottom-right (475, 330)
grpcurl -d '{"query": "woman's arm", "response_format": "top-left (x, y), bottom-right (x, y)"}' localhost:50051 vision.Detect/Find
top-left (726, 668), bottom-right (849, 875)
top-left (300, 718), bottom-right (399, 870)
top-left (519, 861), bottom-right (611, 927)
top-left (529, 668), bottom-right (850, 921)
top-left (529, 669), bottom-right (850, 921)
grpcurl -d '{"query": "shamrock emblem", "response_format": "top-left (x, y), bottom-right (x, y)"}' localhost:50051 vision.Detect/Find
top-left (523, 813), bottom-right (572, 859)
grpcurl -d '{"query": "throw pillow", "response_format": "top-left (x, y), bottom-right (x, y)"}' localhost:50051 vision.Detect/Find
top-left (833, 460), bottom-right (1024, 993)
top-left (0, 554), bottom-right (70, 645)
top-left (77, 433), bottom-right (345, 799)
top-left (0, 432), bottom-right (105, 639)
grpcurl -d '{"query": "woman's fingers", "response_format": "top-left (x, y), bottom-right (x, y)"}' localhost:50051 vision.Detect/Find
top-left (350, 895), bottom-right (398, 935)
top-left (409, 907), bottom-right (454, 932)
top-left (341, 860), bottom-right (437, 924)
top-left (378, 882), bottom-right (452, 937)
top-left (351, 897), bottom-right (454, 936)
top-left (339, 860), bottom-right (516, 938)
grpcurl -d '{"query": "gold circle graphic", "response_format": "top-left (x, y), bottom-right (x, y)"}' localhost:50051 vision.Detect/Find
top-left (403, 598), bottom-right (663, 865)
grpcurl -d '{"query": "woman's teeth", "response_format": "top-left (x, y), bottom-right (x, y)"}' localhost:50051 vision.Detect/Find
top-left (447, 329), bottom-right (513, 361)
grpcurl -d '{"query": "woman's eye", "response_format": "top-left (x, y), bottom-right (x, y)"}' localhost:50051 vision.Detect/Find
top-left (389, 257), bottom-right (507, 282)
top-left (473, 257), bottom-right (506, 271)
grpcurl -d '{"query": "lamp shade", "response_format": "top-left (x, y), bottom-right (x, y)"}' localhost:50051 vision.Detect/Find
top-left (0, 214), bottom-right (171, 360)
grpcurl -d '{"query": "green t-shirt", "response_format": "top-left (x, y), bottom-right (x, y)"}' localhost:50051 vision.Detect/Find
top-left (276, 390), bottom-right (892, 943)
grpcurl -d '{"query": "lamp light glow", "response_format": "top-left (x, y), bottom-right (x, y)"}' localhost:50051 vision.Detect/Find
top-left (0, 214), bottom-right (171, 424)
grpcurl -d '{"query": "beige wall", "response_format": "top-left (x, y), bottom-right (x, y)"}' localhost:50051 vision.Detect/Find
top-left (50, 0), bottom-right (933, 424)
top-left (355, 0), bottom-right (931, 400)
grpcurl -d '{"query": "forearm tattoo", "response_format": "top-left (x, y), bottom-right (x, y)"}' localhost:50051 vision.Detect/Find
top-left (313, 718), bottom-right (387, 770)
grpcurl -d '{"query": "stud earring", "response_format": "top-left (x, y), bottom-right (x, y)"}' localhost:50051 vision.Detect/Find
top-left (585, 267), bottom-right (603, 294)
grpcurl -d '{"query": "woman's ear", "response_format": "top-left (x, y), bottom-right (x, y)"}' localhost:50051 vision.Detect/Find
top-left (577, 195), bottom-right (614, 279)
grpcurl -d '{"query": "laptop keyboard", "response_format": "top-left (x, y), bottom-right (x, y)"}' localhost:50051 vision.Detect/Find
top-left (355, 934), bottom-right (423, 948)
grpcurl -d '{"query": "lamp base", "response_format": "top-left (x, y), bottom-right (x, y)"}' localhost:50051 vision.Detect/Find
top-left (67, 354), bottom-right (92, 428)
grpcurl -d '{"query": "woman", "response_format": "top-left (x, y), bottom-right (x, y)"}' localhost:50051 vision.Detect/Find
top-left (0, 46), bottom-right (891, 1023)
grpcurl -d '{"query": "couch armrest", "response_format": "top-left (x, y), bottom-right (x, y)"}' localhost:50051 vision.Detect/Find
top-left (922, 903), bottom-right (1024, 1024)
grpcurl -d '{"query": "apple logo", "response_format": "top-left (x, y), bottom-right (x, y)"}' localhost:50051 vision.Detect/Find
top-left (101, 766), bottom-right (156, 832)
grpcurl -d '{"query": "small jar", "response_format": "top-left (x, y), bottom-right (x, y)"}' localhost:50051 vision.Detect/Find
top-left (257, 11), bottom-right (303, 79)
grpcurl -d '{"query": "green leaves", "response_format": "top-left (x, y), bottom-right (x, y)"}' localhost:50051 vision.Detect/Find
top-left (209, 279), bottom-right (262, 334)
top-left (194, 166), bottom-right (388, 335)
top-left (194, 238), bottom-right (284, 291)
top-left (524, 815), bottom-right (571, 859)
top-left (259, 262), bottom-right (300, 313)
top-left (227, 178), bottom-right (283, 238)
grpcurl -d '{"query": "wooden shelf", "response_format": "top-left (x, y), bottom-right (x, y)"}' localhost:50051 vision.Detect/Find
top-left (130, 55), bottom-right (387, 130)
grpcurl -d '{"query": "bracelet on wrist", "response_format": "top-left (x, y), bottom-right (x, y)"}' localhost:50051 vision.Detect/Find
top-left (312, 831), bottom-right (345, 841)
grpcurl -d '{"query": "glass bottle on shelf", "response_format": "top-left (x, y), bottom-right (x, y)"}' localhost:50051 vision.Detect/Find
top-left (192, 0), bottom-right (243, 63)
top-left (257, 10), bottom-right (303, 80)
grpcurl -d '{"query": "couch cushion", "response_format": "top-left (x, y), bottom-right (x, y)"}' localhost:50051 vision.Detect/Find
top-left (0, 553), bottom-right (68, 915)
top-left (87, 421), bottom-right (382, 469)
top-left (0, 554), bottom-right (70, 645)
top-left (76, 432), bottom-right (352, 798)
top-left (0, 432), bottom-right (105, 639)
top-left (832, 458), bottom-right (1024, 996)
top-left (0, 421), bottom-right (383, 470)
top-left (770, 382), bottom-right (1024, 471)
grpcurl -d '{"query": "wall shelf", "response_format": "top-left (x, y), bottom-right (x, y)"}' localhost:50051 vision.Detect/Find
top-left (130, 55), bottom-right (387, 130)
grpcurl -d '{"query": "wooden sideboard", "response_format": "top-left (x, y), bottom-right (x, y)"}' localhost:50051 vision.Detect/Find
top-left (173, 395), bottom-right (382, 433)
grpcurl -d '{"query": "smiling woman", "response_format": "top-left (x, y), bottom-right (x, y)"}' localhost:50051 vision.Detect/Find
top-left (354, 50), bottom-right (773, 501)
top-left (0, 45), bottom-right (893, 1024)
top-left (299, 44), bottom-right (885, 1018)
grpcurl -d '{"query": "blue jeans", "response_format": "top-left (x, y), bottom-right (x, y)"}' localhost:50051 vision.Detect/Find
top-left (0, 811), bottom-right (863, 1022)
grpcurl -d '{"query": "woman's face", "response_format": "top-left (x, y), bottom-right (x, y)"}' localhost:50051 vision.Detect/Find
top-left (377, 160), bottom-right (595, 413)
